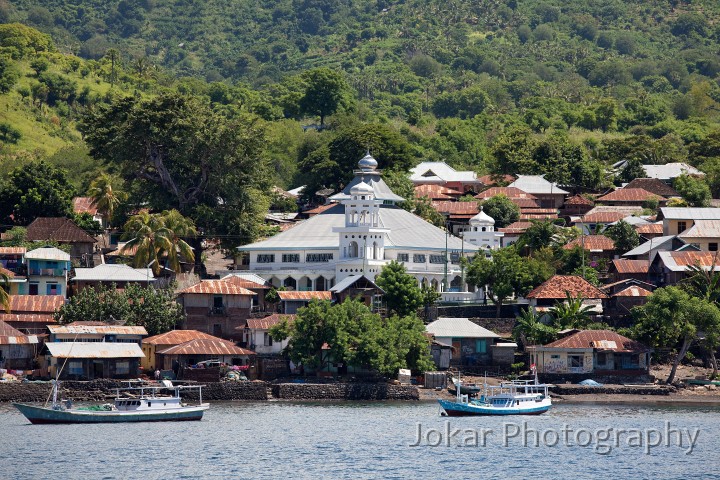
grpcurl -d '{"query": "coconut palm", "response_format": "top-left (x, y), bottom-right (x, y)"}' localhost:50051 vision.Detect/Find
top-left (513, 308), bottom-right (558, 348)
top-left (88, 173), bottom-right (126, 227)
top-left (549, 292), bottom-right (595, 329)
top-left (157, 209), bottom-right (196, 273)
top-left (121, 211), bottom-right (170, 275)
top-left (0, 271), bottom-right (10, 313)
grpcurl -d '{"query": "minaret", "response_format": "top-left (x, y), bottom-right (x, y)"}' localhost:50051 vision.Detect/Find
top-left (333, 154), bottom-right (390, 281)
top-left (463, 206), bottom-right (503, 250)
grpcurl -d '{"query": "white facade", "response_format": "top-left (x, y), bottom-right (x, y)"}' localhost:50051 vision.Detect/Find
top-left (239, 155), bottom-right (480, 293)
top-left (461, 208), bottom-right (504, 251)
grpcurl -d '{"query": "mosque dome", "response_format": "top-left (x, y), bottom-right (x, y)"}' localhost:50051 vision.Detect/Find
top-left (469, 206), bottom-right (495, 225)
top-left (350, 181), bottom-right (374, 196)
top-left (358, 153), bottom-right (378, 171)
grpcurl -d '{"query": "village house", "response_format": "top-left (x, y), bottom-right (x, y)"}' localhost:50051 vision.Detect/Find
top-left (651, 251), bottom-right (720, 286)
top-left (608, 284), bottom-right (653, 315)
top-left (238, 154), bottom-right (478, 299)
top-left (676, 220), bottom-right (720, 252)
top-left (25, 217), bottom-right (97, 266)
top-left (0, 320), bottom-right (39, 370)
top-left (431, 200), bottom-right (479, 233)
top-left (595, 188), bottom-right (666, 208)
top-left (498, 221), bottom-right (532, 246)
top-left (657, 207), bottom-right (720, 237)
top-left (413, 184), bottom-right (462, 201)
top-left (1, 295), bottom-right (63, 334)
top-left (425, 317), bottom-right (502, 366)
top-left (141, 329), bottom-right (219, 371)
top-left (635, 222), bottom-right (664, 241)
top-left (525, 275), bottom-right (609, 315)
top-left (640, 163), bottom-right (704, 183)
top-left (156, 337), bottom-right (255, 371)
top-left (507, 175), bottom-right (568, 209)
top-left (623, 178), bottom-right (681, 199)
top-left (608, 259), bottom-right (650, 283)
top-left (24, 246), bottom-right (71, 297)
top-left (177, 280), bottom-right (256, 340)
top-left (0, 247), bottom-right (27, 295)
top-left (528, 329), bottom-right (651, 377)
top-left (71, 263), bottom-right (155, 295)
top-left (409, 161), bottom-right (482, 193)
top-left (72, 196), bottom-right (106, 227)
top-left (328, 275), bottom-right (384, 308)
top-left (277, 290), bottom-right (332, 314)
top-left (562, 235), bottom-right (616, 263)
top-left (621, 235), bottom-right (683, 260)
top-left (43, 322), bottom-right (146, 380)
top-left (220, 273), bottom-right (271, 313)
top-left (560, 195), bottom-right (594, 219)
top-left (243, 314), bottom-right (293, 355)
top-left (574, 207), bottom-right (644, 234)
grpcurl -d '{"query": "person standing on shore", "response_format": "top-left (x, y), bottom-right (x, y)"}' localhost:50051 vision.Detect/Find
top-left (154, 369), bottom-right (161, 382)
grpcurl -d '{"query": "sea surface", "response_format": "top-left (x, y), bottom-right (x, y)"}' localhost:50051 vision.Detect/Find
top-left (1, 400), bottom-right (719, 480)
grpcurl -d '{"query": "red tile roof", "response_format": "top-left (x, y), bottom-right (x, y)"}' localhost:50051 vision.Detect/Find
top-left (246, 314), bottom-right (296, 330)
top-left (624, 178), bottom-right (680, 198)
top-left (10, 295), bottom-right (65, 313)
top-left (0, 313), bottom-right (57, 324)
top-left (72, 197), bottom-right (99, 215)
top-left (143, 329), bottom-right (219, 346)
top-left (277, 291), bottom-right (332, 301)
top-left (544, 329), bottom-right (649, 352)
top-left (596, 188), bottom-right (665, 203)
top-left (564, 195), bottom-right (594, 206)
top-left (636, 223), bottom-right (663, 235)
top-left (611, 259), bottom-right (649, 274)
top-left (414, 184), bottom-right (462, 200)
top-left (26, 217), bottom-right (97, 244)
top-left (0, 247), bottom-right (26, 254)
top-left (474, 187), bottom-right (537, 200)
top-left (580, 212), bottom-right (628, 224)
top-left (526, 275), bottom-right (609, 299)
top-left (613, 286), bottom-right (652, 297)
top-left (179, 280), bottom-right (255, 295)
top-left (157, 338), bottom-right (255, 356)
top-left (431, 201), bottom-right (479, 215)
top-left (563, 235), bottom-right (615, 251)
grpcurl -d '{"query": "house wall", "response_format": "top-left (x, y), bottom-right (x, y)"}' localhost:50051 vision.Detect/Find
top-left (0, 344), bottom-right (36, 370)
top-left (531, 349), bottom-right (594, 374)
top-left (663, 219), bottom-right (694, 236)
top-left (435, 336), bottom-right (493, 365)
top-left (247, 328), bottom-right (288, 355)
top-left (180, 293), bottom-right (253, 340)
top-left (675, 237), bottom-right (720, 252)
top-left (27, 259), bottom-right (69, 297)
top-left (50, 357), bottom-right (140, 380)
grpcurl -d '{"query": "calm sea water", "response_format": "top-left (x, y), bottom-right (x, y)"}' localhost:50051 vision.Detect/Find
top-left (1, 400), bottom-right (719, 479)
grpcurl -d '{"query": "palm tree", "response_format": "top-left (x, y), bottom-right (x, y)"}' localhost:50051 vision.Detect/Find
top-left (550, 292), bottom-right (594, 329)
top-left (683, 256), bottom-right (720, 378)
top-left (88, 173), bottom-right (126, 227)
top-left (513, 308), bottom-right (558, 348)
top-left (157, 209), bottom-right (196, 273)
top-left (121, 211), bottom-right (170, 275)
top-left (0, 271), bottom-right (10, 313)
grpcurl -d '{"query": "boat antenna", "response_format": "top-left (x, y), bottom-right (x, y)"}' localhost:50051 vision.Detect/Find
top-left (44, 332), bottom-right (80, 407)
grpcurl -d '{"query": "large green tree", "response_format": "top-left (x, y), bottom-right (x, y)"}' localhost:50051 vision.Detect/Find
top-left (604, 220), bottom-right (639, 253)
top-left (478, 195), bottom-right (520, 228)
top-left (375, 260), bottom-right (423, 317)
top-left (633, 286), bottom-right (720, 384)
top-left (79, 93), bottom-right (271, 253)
top-left (674, 174), bottom-right (711, 207)
top-left (54, 283), bottom-right (184, 336)
top-left (0, 161), bottom-right (75, 225)
top-left (298, 67), bottom-right (353, 126)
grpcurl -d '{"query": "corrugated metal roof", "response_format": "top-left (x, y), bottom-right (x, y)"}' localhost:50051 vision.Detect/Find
top-left (238, 204), bottom-right (478, 252)
top-left (622, 235), bottom-right (676, 257)
top-left (277, 291), bottom-right (332, 301)
top-left (564, 195), bottom-right (594, 206)
top-left (73, 197), bottom-right (99, 215)
top-left (331, 171), bottom-right (406, 203)
top-left (24, 246), bottom-right (71, 261)
top-left (46, 342), bottom-right (145, 358)
top-left (26, 217), bottom-right (96, 244)
top-left (659, 207), bottom-right (720, 221)
top-left (596, 188), bottom-right (665, 202)
top-left (678, 220), bottom-right (720, 239)
top-left (328, 274), bottom-right (384, 293)
top-left (499, 221), bottom-right (532, 234)
top-left (0, 313), bottom-right (56, 324)
top-left (426, 317), bottom-right (500, 339)
top-left (636, 223), bottom-right (663, 234)
top-left (508, 175), bottom-right (569, 195)
top-left (478, 174), bottom-right (516, 186)
top-left (0, 320), bottom-right (25, 337)
top-left (563, 235), bottom-right (615, 251)
top-left (656, 251), bottom-right (720, 272)
top-left (414, 184), bottom-right (462, 200)
top-left (611, 259), bottom-right (649, 274)
top-left (10, 295), bottom-right (65, 313)
top-left (624, 178), bottom-right (680, 197)
top-left (580, 212), bottom-right (631, 224)
top-left (220, 274), bottom-right (269, 289)
top-left (432, 201), bottom-right (479, 215)
top-left (48, 324), bottom-right (148, 335)
top-left (614, 286), bottom-right (652, 297)
top-left (73, 264), bottom-right (155, 282)
top-left (246, 314), bottom-right (296, 330)
top-left (0, 247), bottom-right (27, 254)
top-left (157, 338), bottom-right (255, 356)
top-left (409, 162), bottom-right (479, 184)
top-left (643, 163), bottom-right (703, 180)
top-left (474, 187), bottom-right (537, 200)
top-left (543, 330), bottom-right (650, 352)
top-left (526, 275), bottom-right (608, 299)
top-left (179, 280), bottom-right (255, 295)
top-left (143, 329), bottom-right (220, 346)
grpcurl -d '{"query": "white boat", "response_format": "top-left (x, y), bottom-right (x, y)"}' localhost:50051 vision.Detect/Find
top-left (14, 380), bottom-right (210, 424)
top-left (438, 374), bottom-right (552, 416)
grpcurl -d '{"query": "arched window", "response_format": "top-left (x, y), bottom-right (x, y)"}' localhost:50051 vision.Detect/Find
top-left (373, 241), bottom-right (379, 260)
top-left (348, 241), bottom-right (359, 258)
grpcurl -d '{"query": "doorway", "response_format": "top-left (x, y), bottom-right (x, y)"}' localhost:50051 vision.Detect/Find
top-left (92, 361), bottom-right (104, 379)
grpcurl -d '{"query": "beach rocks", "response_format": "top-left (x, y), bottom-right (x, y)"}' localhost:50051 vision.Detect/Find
top-left (272, 383), bottom-right (419, 400)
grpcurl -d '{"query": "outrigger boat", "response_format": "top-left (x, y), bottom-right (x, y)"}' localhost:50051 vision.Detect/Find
top-left (14, 380), bottom-right (209, 424)
top-left (438, 373), bottom-right (552, 416)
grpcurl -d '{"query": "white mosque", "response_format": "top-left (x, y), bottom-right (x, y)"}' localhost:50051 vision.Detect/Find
top-left (238, 154), bottom-right (502, 298)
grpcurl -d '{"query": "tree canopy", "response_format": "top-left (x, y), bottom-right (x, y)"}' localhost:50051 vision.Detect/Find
top-left (375, 260), bottom-right (423, 317)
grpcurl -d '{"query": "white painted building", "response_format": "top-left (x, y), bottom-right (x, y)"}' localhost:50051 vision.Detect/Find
top-left (460, 207), bottom-right (504, 251)
top-left (238, 154), bottom-right (479, 294)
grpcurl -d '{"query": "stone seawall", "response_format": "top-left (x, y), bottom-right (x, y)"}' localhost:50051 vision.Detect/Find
top-left (551, 385), bottom-right (672, 396)
top-left (0, 380), bottom-right (268, 403)
top-left (272, 383), bottom-right (419, 400)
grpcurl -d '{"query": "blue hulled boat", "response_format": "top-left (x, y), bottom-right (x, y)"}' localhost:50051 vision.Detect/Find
top-left (439, 375), bottom-right (552, 416)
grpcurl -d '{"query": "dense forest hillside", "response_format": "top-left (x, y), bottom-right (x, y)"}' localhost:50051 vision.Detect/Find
top-left (3, 1), bottom-right (720, 244)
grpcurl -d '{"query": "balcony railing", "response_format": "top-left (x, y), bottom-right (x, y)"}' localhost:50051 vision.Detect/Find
top-left (29, 268), bottom-right (65, 277)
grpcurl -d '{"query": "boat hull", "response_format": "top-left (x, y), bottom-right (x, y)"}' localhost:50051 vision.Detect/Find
top-left (438, 399), bottom-right (551, 416)
top-left (13, 403), bottom-right (209, 424)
